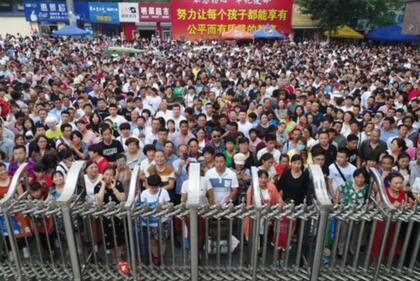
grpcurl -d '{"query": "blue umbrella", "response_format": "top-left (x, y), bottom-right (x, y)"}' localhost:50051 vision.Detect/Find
top-left (367, 25), bottom-right (420, 42)
top-left (254, 24), bottom-right (285, 40)
top-left (52, 25), bottom-right (89, 37)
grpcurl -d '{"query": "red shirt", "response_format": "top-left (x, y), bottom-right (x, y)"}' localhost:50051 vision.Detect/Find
top-left (274, 164), bottom-right (289, 177)
top-left (97, 158), bottom-right (109, 174)
top-left (408, 88), bottom-right (420, 101)
top-left (31, 175), bottom-right (53, 198)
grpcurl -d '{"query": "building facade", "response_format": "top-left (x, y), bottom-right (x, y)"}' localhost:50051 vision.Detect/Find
top-left (17, 0), bottom-right (320, 40)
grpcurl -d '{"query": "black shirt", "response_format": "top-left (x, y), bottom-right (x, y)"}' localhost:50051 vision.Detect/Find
top-left (348, 148), bottom-right (358, 166)
top-left (244, 152), bottom-right (256, 169)
top-left (311, 143), bottom-right (337, 171)
top-left (277, 170), bottom-right (310, 205)
top-left (94, 181), bottom-right (124, 204)
top-left (119, 108), bottom-right (132, 121)
top-left (96, 109), bottom-right (109, 120)
top-left (358, 140), bottom-right (387, 162)
top-left (98, 140), bottom-right (124, 162)
top-left (255, 124), bottom-right (276, 139)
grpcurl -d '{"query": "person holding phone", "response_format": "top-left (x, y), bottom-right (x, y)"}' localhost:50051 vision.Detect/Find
top-left (115, 154), bottom-right (131, 195)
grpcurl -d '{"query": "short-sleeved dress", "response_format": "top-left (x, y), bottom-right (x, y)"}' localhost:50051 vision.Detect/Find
top-left (94, 181), bottom-right (125, 249)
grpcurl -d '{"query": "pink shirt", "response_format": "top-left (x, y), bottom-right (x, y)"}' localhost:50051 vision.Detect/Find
top-left (83, 130), bottom-right (100, 146)
top-left (249, 138), bottom-right (262, 154)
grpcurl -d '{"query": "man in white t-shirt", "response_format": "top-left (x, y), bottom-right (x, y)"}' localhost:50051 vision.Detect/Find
top-left (155, 99), bottom-right (173, 122)
top-left (257, 134), bottom-right (280, 163)
top-left (143, 88), bottom-right (161, 115)
top-left (171, 103), bottom-right (186, 131)
top-left (237, 110), bottom-right (253, 138)
top-left (105, 103), bottom-right (127, 128)
top-left (328, 148), bottom-right (356, 196)
top-left (205, 153), bottom-right (239, 205)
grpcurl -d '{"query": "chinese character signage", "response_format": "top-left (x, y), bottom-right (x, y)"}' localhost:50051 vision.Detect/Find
top-left (171, 0), bottom-right (293, 40)
top-left (88, 2), bottom-right (120, 24)
top-left (139, 3), bottom-right (171, 22)
top-left (119, 3), bottom-right (139, 23)
top-left (24, 1), bottom-right (68, 22)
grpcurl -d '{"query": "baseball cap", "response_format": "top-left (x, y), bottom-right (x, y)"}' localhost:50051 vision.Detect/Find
top-left (234, 153), bottom-right (246, 166)
top-left (45, 116), bottom-right (57, 124)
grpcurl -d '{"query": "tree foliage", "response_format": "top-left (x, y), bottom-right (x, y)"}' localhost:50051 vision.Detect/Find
top-left (297, 0), bottom-right (404, 31)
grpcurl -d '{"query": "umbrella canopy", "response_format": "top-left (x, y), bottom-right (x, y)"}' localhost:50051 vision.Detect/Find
top-left (52, 25), bottom-right (89, 37)
top-left (254, 24), bottom-right (285, 39)
top-left (221, 27), bottom-right (253, 40)
top-left (323, 25), bottom-right (363, 39)
top-left (367, 25), bottom-right (420, 42)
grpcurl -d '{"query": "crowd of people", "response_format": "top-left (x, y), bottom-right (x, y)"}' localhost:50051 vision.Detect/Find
top-left (0, 34), bottom-right (419, 266)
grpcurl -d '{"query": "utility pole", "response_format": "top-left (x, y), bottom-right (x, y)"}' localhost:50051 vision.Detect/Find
top-left (66, 0), bottom-right (77, 26)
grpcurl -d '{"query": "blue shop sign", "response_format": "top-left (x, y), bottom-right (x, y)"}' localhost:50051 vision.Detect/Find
top-left (88, 2), bottom-right (119, 24)
top-left (74, 2), bottom-right (90, 22)
top-left (24, 1), bottom-right (68, 22)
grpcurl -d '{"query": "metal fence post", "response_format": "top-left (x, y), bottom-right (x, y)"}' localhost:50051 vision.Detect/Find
top-left (0, 163), bottom-right (28, 281)
top-left (369, 167), bottom-right (397, 281)
top-left (57, 161), bottom-right (85, 281)
top-left (61, 204), bottom-right (81, 281)
top-left (309, 164), bottom-right (333, 281)
top-left (311, 207), bottom-right (329, 281)
top-left (125, 165), bottom-right (141, 281)
top-left (187, 163), bottom-right (201, 281)
top-left (250, 167), bottom-right (262, 281)
top-left (2, 209), bottom-right (22, 281)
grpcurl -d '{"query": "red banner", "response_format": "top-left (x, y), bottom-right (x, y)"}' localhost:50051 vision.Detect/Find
top-left (171, 0), bottom-right (294, 40)
top-left (139, 3), bottom-right (171, 22)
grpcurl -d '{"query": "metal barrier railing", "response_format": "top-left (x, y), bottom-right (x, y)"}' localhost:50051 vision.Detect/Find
top-left (1, 163), bottom-right (419, 281)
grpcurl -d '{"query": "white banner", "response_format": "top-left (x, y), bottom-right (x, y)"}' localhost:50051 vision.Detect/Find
top-left (118, 3), bottom-right (139, 22)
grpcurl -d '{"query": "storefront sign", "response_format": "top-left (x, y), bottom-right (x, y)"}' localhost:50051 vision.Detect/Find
top-left (24, 1), bottom-right (68, 22)
top-left (88, 2), bottom-right (119, 24)
top-left (139, 3), bottom-right (171, 22)
top-left (119, 3), bottom-right (140, 23)
top-left (171, 0), bottom-right (294, 40)
top-left (74, 2), bottom-right (90, 22)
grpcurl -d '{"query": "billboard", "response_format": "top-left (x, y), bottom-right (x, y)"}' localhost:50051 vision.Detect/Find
top-left (88, 2), bottom-right (120, 24)
top-left (171, 0), bottom-right (294, 40)
top-left (139, 3), bottom-right (171, 22)
top-left (119, 2), bottom-right (140, 23)
top-left (24, 1), bottom-right (68, 22)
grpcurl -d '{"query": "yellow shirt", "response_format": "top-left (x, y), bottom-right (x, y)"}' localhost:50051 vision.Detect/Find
top-left (45, 128), bottom-right (62, 139)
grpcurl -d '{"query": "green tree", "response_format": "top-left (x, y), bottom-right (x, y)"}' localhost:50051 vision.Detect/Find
top-left (297, 0), bottom-right (404, 32)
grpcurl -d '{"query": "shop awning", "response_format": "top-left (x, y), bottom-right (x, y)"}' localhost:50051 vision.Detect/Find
top-left (221, 27), bottom-right (254, 40)
top-left (367, 25), bottom-right (420, 42)
top-left (254, 24), bottom-right (285, 39)
top-left (323, 25), bottom-right (364, 39)
top-left (52, 25), bottom-right (89, 37)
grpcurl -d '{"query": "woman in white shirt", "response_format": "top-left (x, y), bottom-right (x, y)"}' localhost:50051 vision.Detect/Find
top-left (84, 161), bottom-right (102, 203)
top-left (125, 137), bottom-right (143, 171)
top-left (83, 160), bottom-right (102, 251)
